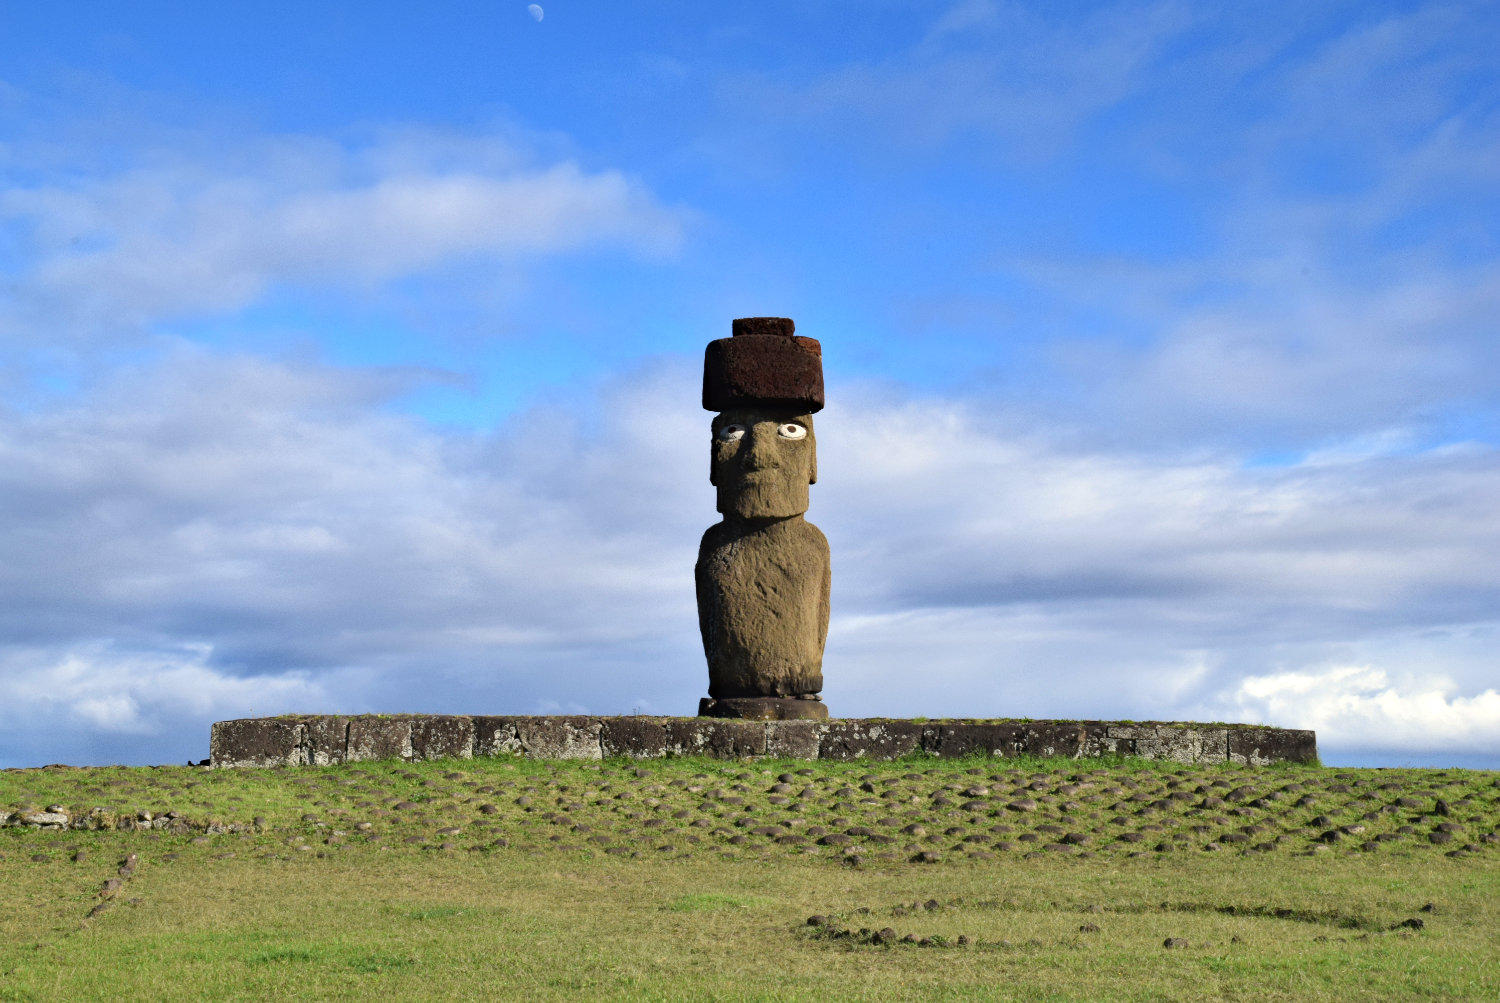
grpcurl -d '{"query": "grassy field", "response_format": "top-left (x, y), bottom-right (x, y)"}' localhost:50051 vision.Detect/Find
top-left (2, 753), bottom-right (1496, 1001)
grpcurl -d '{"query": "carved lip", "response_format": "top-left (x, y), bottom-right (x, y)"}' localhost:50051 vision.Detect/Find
top-left (728, 469), bottom-right (791, 484)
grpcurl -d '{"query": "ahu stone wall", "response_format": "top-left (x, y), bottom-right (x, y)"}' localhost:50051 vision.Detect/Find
top-left (210, 715), bottom-right (1317, 769)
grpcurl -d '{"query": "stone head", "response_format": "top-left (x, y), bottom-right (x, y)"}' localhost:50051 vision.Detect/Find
top-left (710, 406), bottom-right (817, 519)
top-left (702, 317), bottom-right (823, 520)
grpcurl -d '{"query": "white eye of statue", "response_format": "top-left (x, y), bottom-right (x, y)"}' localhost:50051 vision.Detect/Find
top-left (717, 424), bottom-right (746, 441)
top-left (777, 423), bottom-right (807, 440)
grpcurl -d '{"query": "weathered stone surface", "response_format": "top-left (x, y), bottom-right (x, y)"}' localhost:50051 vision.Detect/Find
top-left (816, 720), bottom-right (922, 760)
top-left (471, 716), bottom-right (520, 757)
top-left (513, 717), bottom-right (603, 759)
top-left (663, 718), bottom-right (767, 757)
top-left (347, 716), bottom-right (412, 762)
top-left (766, 720), bottom-right (819, 758)
top-left (927, 722), bottom-right (1031, 758)
top-left (301, 716), bottom-right (350, 766)
top-left (697, 511), bottom-right (829, 698)
top-left (708, 408), bottom-right (819, 520)
top-left (209, 715), bottom-right (1316, 767)
top-left (1021, 723), bottom-right (1098, 758)
top-left (1108, 725), bottom-right (1229, 764)
top-left (703, 320), bottom-right (824, 413)
top-left (699, 697), bottom-right (829, 720)
top-left (731, 316), bottom-right (797, 339)
top-left (210, 718), bottom-right (304, 768)
top-left (17, 810), bottom-right (69, 827)
top-left (600, 717), bottom-right (670, 758)
top-left (411, 716), bottom-right (474, 760)
top-left (1228, 726), bottom-right (1319, 765)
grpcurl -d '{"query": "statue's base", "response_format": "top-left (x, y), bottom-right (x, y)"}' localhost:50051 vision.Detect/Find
top-left (698, 697), bottom-right (830, 721)
top-left (208, 714), bottom-right (1318, 768)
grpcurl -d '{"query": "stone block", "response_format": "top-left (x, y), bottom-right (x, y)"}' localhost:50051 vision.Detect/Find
top-left (1229, 727), bottom-right (1318, 765)
top-left (817, 719), bottom-right (922, 760)
top-left (766, 720), bottom-right (819, 758)
top-left (347, 717), bottom-right (413, 762)
top-left (472, 716), bottom-right (521, 757)
top-left (411, 716), bottom-right (474, 760)
top-left (600, 717), bottom-right (670, 758)
top-left (1017, 722), bottom-right (1093, 758)
top-left (1107, 725), bottom-right (1228, 764)
top-left (301, 716), bottom-right (350, 766)
top-left (17, 810), bottom-right (70, 827)
top-left (211, 718), bottom-right (304, 768)
top-left (928, 722), bottom-right (1028, 758)
top-left (663, 718), bottom-right (767, 757)
top-left (1078, 725), bottom-right (1131, 756)
top-left (514, 717), bottom-right (603, 759)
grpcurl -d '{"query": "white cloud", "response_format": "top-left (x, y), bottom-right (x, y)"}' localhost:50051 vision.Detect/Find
top-left (1215, 664), bottom-right (1500, 757)
top-left (0, 129), bottom-right (688, 342)
top-left (820, 390), bottom-right (1500, 626)
top-left (0, 354), bottom-right (1496, 766)
top-left (0, 642), bottom-right (325, 735)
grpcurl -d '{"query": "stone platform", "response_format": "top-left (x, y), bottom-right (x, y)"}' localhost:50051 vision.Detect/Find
top-left (209, 715), bottom-right (1317, 769)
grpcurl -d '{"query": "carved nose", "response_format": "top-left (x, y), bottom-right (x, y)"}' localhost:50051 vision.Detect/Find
top-left (740, 428), bottom-right (778, 470)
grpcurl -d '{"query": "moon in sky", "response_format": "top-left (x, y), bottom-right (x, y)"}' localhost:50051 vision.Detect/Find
top-left (528, 4), bottom-right (543, 21)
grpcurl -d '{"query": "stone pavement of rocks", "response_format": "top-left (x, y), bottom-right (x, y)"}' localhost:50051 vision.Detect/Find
top-left (5, 760), bottom-right (1496, 866)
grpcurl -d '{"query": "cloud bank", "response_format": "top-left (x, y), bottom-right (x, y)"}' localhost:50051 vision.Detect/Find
top-left (1, 129), bottom-right (687, 345)
top-left (1, 350), bottom-right (1494, 766)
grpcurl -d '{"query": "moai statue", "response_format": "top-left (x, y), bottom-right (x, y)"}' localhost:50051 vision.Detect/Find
top-left (696, 317), bottom-right (831, 721)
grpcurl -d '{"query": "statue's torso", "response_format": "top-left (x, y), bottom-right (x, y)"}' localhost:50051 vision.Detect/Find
top-left (695, 516), bottom-right (830, 698)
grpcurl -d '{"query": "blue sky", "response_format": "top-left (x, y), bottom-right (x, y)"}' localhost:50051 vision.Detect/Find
top-left (1, 1), bottom-right (1496, 768)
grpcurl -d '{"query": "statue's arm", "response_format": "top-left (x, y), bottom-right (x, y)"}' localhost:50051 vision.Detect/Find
top-left (694, 523), bottom-right (724, 659)
top-left (810, 522), bottom-right (831, 652)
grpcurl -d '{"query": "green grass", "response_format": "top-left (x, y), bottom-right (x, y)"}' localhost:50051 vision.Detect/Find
top-left (2, 754), bottom-right (1497, 1000)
